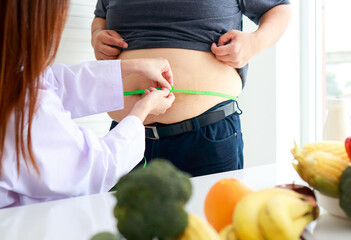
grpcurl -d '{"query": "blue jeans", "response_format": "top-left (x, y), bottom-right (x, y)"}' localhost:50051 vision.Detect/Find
top-left (110, 100), bottom-right (244, 177)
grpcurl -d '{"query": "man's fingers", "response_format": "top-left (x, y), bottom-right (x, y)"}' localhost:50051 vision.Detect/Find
top-left (222, 60), bottom-right (241, 68)
top-left (99, 44), bottom-right (121, 57)
top-left (211, 43), bottom-right (231, 56)
top-left (103, 35), bottom-right (128, 48)
top-left (107, 30), bottom-right (123, 39)
top-left (217, 32), bottom-right (233, 46)
top-left (97, 50), bottom-right (118, 60)
top-left (215, 54), bottom-right (234, 62)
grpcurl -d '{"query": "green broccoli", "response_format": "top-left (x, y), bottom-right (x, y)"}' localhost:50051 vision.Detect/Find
top-left (113, 159), bottom-right (192, 240)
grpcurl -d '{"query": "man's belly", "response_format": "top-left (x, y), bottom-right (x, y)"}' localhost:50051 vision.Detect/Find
top-left (109, 48), bottom-right (242, 124)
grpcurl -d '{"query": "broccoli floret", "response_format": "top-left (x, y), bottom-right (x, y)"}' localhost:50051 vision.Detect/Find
top-left (113, 159), bottom-right (192, 240)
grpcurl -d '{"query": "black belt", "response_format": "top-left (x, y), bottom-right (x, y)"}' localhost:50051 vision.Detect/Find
top-left (145, 101), bottom-right (238, 140)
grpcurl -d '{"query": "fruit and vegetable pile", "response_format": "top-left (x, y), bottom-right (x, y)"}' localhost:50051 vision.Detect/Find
top-left (90, 137), bottom-right (351, 240)
top-left (291, 139), bottom-right (351, 217)
top-left (217, 186), bottom-right (319, 240)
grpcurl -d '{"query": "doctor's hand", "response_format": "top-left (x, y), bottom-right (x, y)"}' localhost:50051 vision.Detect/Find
top-left (91, 29), bottom-right (128, 60)
top-left (129, 88), bottom-right (175, 122)
top-left (121, 58), bottom-right (174, 89)
top-left (211, 30), bottom-right (259, 68)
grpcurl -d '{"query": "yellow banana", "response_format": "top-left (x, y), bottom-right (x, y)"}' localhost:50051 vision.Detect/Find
top-left (174, 214), bottom-right (221, 240)
top-left (233, 188), bottom-right (300, 240)
top-left (258, 193), bottom-right (316, 240)
top-left (219, 224), bottom-right (237, 240)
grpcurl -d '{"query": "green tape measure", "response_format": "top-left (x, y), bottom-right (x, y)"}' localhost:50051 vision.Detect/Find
top-left (124, 86), bottom-right (237, 101)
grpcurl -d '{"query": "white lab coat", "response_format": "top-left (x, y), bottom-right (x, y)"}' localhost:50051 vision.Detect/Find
top-left (0, 60), bottom-right (145, 208)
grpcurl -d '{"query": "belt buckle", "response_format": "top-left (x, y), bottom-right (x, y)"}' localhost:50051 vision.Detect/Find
top-left (145, 126), bottom-right (160, 140)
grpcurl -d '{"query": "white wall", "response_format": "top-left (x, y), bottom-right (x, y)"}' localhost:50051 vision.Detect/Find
top-left (275, 1), bottom-right (301, 180)
top-left (55, 1), bottom-right (302, 169)
top-left (239, 37), bottom-right (277, 168)
top-left (240, 1), bottom-right (301, 168)
top-left (55, 0), bottom-right (112, 137)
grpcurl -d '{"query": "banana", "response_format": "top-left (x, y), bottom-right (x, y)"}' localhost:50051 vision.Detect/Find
top-left (174, 214), bottom-right (221, 240)
top-left (233, 188), bottom-right (301, 240)
top-left (258, 194), bottom-right (316, 240)
top-left (219, 224), bottom-right (237, 240)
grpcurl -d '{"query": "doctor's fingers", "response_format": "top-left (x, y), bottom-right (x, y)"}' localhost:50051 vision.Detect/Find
top-left (150, 58), bottom-right (173, 87)
top-left (156, 91), bottom-right (175, 109)
top-left (165, 92), bottom-right (175, 103)
top-left (150, 88), bottom-right (174, 100)
top-left (162, 66), bottom-right (174, 86)
top-left (146, 90), bottom-right (175, 114)
top-left (156, 79), bottom-right (172, 89)
top-left (152, 73), bottom-right (172, 89)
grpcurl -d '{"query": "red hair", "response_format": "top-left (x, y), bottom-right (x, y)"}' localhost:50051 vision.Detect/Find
top-left (0, 0), bottom-right (69, 176)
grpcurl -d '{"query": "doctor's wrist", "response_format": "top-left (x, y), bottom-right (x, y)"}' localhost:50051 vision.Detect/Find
top-left (128, 100), bottom-right (151, 123)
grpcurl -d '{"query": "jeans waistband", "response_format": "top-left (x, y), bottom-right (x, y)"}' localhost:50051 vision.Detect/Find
top-left (145, 100), bottom-right (241, 140)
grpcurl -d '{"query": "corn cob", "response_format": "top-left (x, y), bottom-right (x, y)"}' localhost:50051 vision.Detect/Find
top-left (301, 141), bottom-right (349, 163)
top-left (308, 151), bottom-right (348, 182)
top-left (291, 142), bottom-right (351, 198)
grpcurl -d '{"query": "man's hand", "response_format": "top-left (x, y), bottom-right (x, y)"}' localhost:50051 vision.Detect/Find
top-left (91, 17), bottom-right (128, 60)
top-left (211, 4), bottom-right (291, 69)
top-left (92, 29), bottom-right (128, 60)
top-left (211, 30), bottom-right (257, 68)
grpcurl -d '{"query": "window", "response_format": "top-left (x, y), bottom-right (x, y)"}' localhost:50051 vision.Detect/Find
top-left (322, 0), bottom-right (351, 140)
top-left (300, 0), bottom-right (351, 144)
top-left (324, 0), bottom-right (351, 100)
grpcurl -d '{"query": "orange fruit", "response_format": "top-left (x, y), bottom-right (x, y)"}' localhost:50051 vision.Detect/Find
top-left (204, 178), bottom-right (253, 232)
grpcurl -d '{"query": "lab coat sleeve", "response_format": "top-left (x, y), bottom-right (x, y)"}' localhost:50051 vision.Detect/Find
top-left (47, 60), bottom-right (124, 118)
top-left (25, 113), bottom-right (146, 203)
top-left (0, 59), bottom-right (147, 208)
top-left (0, 111), bottom-right (145, 207)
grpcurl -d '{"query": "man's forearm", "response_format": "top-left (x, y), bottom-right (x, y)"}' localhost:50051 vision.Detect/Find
top-left (252, 4), bottom-right (292, 54)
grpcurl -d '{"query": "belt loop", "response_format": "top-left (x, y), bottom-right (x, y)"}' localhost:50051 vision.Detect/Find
top-left (235, 101), bottom-right (243, 115)
top-left (191, 117), bottom-right (201, 131)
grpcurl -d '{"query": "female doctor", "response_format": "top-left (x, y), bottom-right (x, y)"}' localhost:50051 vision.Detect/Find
top-left (0, 0), bottom-right (175, 208)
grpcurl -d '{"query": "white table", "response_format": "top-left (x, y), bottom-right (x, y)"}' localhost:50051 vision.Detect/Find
top-left (0, 164), bottom-right (350, 240)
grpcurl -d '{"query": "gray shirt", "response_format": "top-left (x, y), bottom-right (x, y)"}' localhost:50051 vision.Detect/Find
top-left (94, 0), bottom-right (290, 88)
